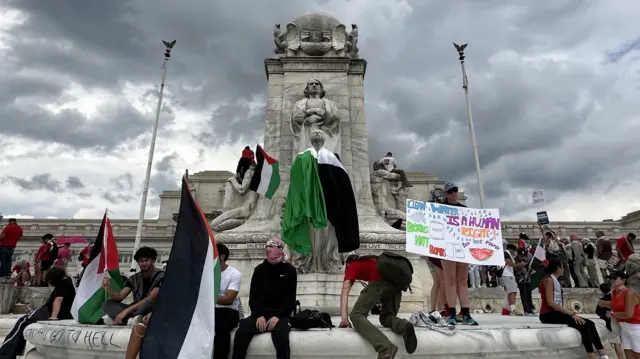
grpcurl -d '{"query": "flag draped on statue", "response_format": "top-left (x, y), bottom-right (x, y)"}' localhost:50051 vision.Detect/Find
top-left (249, 145), bottom-right (281, 199)
top-left (140, 175), bottom-right (220, 359)
top-left (282, 147), bottom-right (360, 256)
top-left (71, 212), bottom-right (124, 324)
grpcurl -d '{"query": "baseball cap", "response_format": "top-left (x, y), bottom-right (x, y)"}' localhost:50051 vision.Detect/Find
top-left (444, 182), bottom-right (458, 192)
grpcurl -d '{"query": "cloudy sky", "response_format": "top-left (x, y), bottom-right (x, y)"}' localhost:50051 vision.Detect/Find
top-left (1, 0), bottom-right (639, 222)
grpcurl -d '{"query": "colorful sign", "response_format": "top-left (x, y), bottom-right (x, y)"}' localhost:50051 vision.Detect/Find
top-left (405, 199), bottom-right (505, 266)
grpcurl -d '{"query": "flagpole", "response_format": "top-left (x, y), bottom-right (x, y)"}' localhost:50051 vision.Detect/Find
top-left (453, 43), bottom-right (485, 208)
top-left (131, 40), bottom-right (177, 273)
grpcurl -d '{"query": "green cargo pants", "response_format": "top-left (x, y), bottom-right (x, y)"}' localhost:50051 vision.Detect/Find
top-left (349, 279), bottom-right (408, 353)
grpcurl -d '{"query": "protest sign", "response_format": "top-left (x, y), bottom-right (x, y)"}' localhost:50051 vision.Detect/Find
top-left (405, 199), bottom-right (505, 266)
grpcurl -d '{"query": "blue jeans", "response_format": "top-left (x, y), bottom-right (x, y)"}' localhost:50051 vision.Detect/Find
top-left (0, 246), bottom-right (15, 277)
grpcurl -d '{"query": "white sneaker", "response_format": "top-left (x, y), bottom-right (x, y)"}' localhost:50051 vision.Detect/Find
top-left (102, 315), bottom-right (114, 325)
top-left (127, 315), bottom-right (143, 327)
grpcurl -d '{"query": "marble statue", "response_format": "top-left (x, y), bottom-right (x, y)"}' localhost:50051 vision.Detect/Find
top-left (288, 129), bottom-right (342, 274)
top-left (272, 20), bottom-right (359, 58)
top-left (290, 79), bottom-right (341, 157)
top-left (370, 160), bottom-right (408, 230)
top-left (210, 164), bottom-right (259, 232)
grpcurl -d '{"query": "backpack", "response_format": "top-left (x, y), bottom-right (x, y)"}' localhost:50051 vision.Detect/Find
top-left (375, 252), bottom-right (413, 291)
top-left (290, 301), bottom-right (334, 330)
top-left (49, 243), bottom-right (59, 262)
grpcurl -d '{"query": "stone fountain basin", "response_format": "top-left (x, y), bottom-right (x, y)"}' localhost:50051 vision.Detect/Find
top-left (18, 313), bottom-right (609, 359)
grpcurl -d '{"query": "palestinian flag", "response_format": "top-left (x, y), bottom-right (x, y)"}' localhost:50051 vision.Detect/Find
top-left (528, 237), bottom-right (548, 291)
top-left (140, 175), bottom-right (220, 359)
top-left (249, 145), bottom-right (280, 199)
top-left (71, 212), bottom-right (124, 324)
top-left (282, 147), bottom-right (360, 256)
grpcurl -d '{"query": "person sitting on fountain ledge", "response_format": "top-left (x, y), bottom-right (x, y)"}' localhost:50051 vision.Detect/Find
top-left (339, 253), bottom-right (417, 359)
top-left (378, 152), bottom-right (412, 187)
top-left (232, 238), bottom-right (296, 359)
top-left (101, 246), bottom-right (164, 326)
top-left (0, 266), bottom-right (76, 358)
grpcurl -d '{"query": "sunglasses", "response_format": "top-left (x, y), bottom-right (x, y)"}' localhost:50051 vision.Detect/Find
top-left (265, 240), bottom-right (283, 249)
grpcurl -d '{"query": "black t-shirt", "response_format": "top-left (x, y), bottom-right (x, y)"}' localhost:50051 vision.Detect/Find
top-left (584, 243), bottom-right (595, 259)
top-left (125, 272), bottom-right (162, 301)
top-left (46, 277), bottom-right (76, 320)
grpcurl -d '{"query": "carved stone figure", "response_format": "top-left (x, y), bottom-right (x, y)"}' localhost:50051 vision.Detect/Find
top-left (288, 130), bottom-right (342, 274)
top-left (291, 79), bottom-right (341, 158)
top-left (370, 161), bottom-right (408, 230)
top-left (271, 18), bottom-right (357, 57)
top-left (376, 152), bottom-right (412, 187)
top-left (210, 164), bottom-right (259, 232)
top-left (347, 24), bottom-right (359, 57)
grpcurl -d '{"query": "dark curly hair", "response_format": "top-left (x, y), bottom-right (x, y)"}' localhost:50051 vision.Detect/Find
top-left (45, 267), bottom-right (67, 287)
top-left (134, 246), bottom-right (158, 261)
top-left (544, 259), bottom-right (563, 275)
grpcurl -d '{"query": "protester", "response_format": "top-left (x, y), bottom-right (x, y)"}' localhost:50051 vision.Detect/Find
top-left (542, 230), bottom-right (570, 287)
top-left (101, 246), bottom-right (164, 325)
top-left (0, 218), bottom-right (23, 278)
top-left (596, 282), bottom-right (624, 359)
top-left (0, 267), bottom-right (76, 358)
top-left (610, 270), bottom-right (640, 357)
top-left (596, 231), bottom-right (614, 280)
top-left (440, 182), bottom-right (477, 325)
top-left (235, 146), bottom-right (255, 183)
top-left (583, 238), bottom-right (601, 287)
top-left (616, 233), bottom-right (636, 265)
top-left (427, 257), bottom-right (445, 313)
top-left (10, 260), bottom-right (31, 287)
top-left (33, 234), bottom-right (56, 287)
top-left (515, 247), bottom-right (535, 316)
top-left (78, 244), bottom-right (92, 268)
top-left (570, 234), bottom-right (588, 287)
top-left (339, 253), bottom-right (417, 359)
top-left (232, 238), bottom-right (296, 359)
top-left (539, 259), bottom-right (609, 359)
top-left (468, 264), bottom-right (481, 288)
top-left (55, 243), bottom-right (72, 269)
top-left (502, 244), bottom-right (526, 315)
top-left (214, 243), bottom-right (242, 359)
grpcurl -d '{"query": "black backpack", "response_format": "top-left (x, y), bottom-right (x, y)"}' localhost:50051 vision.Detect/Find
top-left (290, 301), bottom-right (334, 330)
top-left (376, 252), bottom-right (413, 291)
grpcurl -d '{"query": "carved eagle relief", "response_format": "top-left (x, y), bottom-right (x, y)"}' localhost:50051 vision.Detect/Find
top-left (286, 23), bottom-right (301, 51)
top-left (331, 24), bottom-right (347, 51)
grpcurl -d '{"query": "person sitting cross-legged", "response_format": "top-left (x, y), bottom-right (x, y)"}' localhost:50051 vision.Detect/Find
top-left (232, 238), bottom-right (296, 359)
top-left (0, 267), bottom-right (76, 359)
top-left (339, 254), bottom-right (418, 359)
top-left (101, 246), bottom-right (164, 325)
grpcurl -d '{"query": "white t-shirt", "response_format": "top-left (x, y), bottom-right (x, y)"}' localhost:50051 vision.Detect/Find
top-left (380, 157), bottom-right (396, 172)
top-left (502, 251), bottom-right (515, 277)
top-left (216, 265), bottom-right (242, 311)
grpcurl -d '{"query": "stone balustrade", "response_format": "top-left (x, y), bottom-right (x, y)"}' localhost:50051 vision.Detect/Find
top-left (21, 314), bottom-right (609, 359)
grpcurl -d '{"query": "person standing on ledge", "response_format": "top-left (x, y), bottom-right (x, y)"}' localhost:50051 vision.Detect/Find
top-left (539, 259), bottom-right (609, 359)
top-left (439, 182), bottom-right (478, 325)
top-left (0, 218), bottom-right (22, 279)
top-left (339, 253), bottom-right (418, 359)
top-left (379, 152), bottom-right (412, 187)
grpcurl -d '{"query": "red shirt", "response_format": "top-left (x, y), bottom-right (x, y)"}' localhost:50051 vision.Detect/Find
top-left (539, 275), bottom-right (561, 315)
top-left (612, 288), bottom-right (640, 324)
top-left (616, 237), bottom-right (635, 261)
top-left (80, 246), bottom-right (90, 265)
top-left (344, 258), bottom-right (382, 283)
top-left (0, 224), bottom-right (23, 247)
top-left (35, 243), bottom-right (51, 261)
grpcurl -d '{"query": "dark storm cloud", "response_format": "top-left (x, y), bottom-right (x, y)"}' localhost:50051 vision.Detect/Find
top-left (3, 173), bottom-right (63, 193)
top-left (112, 173), bottom-right (134, 191)
top-left (65, 176), bottom-right (85, 189)
top-left (101, 192), bottom-right (135, 205)
top-left (3, 0), bottom-right (639, 217)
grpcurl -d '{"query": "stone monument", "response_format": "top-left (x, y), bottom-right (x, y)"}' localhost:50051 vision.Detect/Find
top-left (214, 12), bottom-right (429, 311)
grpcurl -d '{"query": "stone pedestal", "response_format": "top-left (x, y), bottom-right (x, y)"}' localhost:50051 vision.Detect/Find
top-left (469, 287), bottom-right (600, 314)
top-left (25, 287), bottom-right (54, 310)
top-left (0, 283), bottom-right (16, 315)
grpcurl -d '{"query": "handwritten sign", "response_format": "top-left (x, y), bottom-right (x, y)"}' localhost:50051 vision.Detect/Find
top-left (23, 326), bottom-right (122, 349)
top-left (405, 199), bottom-right (505, 266)
top-left (532, 189), bottom-right (545, 205)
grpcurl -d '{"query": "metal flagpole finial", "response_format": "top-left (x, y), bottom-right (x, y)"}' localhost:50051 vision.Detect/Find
top-left (453, 42), bottom-right (468, 62)
top-left (162, 40), bottom-right (177, 59)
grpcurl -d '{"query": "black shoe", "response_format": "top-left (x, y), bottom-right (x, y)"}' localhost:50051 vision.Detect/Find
top-left (403, 322), bottom-right (417, 354)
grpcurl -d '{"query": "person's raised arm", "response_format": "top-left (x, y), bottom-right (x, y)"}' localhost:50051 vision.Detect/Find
top-left (218, 270), bottom-right (241, 306)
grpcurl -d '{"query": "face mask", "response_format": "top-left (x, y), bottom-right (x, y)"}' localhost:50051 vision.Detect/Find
top-left (265, 239), bottom-right (284, 264)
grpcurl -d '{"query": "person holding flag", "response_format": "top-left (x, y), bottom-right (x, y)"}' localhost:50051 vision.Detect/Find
top-left (101, 246), bottom-right (164, 325)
